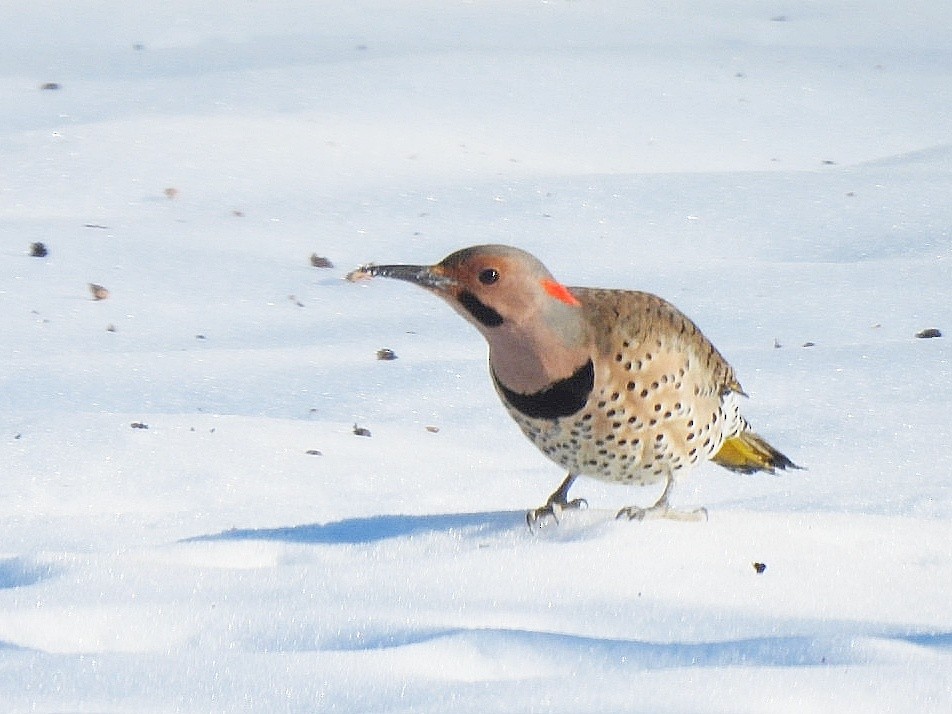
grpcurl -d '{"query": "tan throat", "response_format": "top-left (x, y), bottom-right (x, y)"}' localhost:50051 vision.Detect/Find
top-left (486, 324), bottom-right (591, 395)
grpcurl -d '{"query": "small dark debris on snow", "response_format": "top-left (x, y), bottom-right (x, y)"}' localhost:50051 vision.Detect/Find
top-left (753, 562), bottom-right (767, 574)
top-left (14, 433), bottom-right (22, 440)
top-left (84, 224), bottom-right (110, 230)
top-left (133, 43), bottom-right (146, 51)
top-left (425, 426), bottom-right (440, 433)
top-left (40, 82), bottom-right (61, 91)
top-left (376, 348), bottom-right (397, 361)
top-left (289, 295), bottom-right (305, 307)
top-left (352, 423), bottom-right (372, 437)
top-left (821, 159), bottom-right (836, 165)
top-left (305, 449), bottom-right (323, 456)
top-left (106, 324), bottom-right (117, 333)
top-left (773, 338), bottom-right (782, 349)
top-left (916, 328), bottom-right (942, 339)
top-left (164, 187), bottom-right (179, 200)
top-left (802, 341), bottom-right (816, 348)
top-left (30, 242), bottom-right (48, 257)
top-left (232, 210), bottom-right (245, 217)
top-left (130, 422), bottom-right (149, 430)
top-left (195, 334), bottom-right (207, 340)
top-left (770, 15), bottom-right (788, 22)
top-left (310, 254), bottom-right (334, 268)
top-left (89, 283), bottom-right (110, 300)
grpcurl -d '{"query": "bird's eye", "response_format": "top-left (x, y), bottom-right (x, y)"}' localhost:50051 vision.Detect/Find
top-left (478, 268), bottom-right (500, 285)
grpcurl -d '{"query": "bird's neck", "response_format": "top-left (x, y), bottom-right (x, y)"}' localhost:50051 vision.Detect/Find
top-left (486, 319), bottom-right (592, 395)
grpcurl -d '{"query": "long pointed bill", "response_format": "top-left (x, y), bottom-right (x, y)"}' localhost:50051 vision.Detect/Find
top-left (350, 263), bottom-right (456, 291)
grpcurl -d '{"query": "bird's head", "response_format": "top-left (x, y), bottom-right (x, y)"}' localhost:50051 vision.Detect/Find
top-left (355, 244), bottom-right (591, 391)
top-left (358, 244), bottom-right (580, 331)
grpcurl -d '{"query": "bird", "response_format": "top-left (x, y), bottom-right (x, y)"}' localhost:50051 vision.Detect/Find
top-left (350, 244), bottom-right (799, 527)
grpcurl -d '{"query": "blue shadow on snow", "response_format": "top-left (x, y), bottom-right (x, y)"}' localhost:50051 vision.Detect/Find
top-left (0, 557), bottom-right (58, 590)
top-left (185, 510), bottom-right (525, 545)
top-left (321, 625), bottom-right (952, 667)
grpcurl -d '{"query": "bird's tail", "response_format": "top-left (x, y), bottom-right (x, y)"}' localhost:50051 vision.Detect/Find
top-left (712, 431), bottom-right (800, 474)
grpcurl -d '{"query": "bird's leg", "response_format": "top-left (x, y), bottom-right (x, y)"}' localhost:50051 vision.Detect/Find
top-left (616, 472), bottom-right (708, 522)
top-left (526, 473), bottom-right (587, 529)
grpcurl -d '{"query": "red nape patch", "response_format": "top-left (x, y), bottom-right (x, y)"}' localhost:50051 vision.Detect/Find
top-left (541, 279), bottom-right (580, 306)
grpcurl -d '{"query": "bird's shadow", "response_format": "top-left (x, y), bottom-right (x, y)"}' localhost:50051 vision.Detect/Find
top-left (184, 510), bottom-right (527, 546)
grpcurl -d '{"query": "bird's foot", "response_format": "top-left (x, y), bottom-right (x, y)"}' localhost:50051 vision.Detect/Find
top-left (615, 504), bottom-right (708, 522)
top-left (526, 496), bottom-right (588, 530)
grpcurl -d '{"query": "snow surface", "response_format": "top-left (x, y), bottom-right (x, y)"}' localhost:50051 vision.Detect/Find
top-left (2, 1), bottom-right (951, 711)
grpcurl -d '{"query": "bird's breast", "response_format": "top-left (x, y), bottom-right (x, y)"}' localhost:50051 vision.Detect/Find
top-left (495, 340), bottom-right (734, 486)
top-left (491, 359), bottom-right (594, 420)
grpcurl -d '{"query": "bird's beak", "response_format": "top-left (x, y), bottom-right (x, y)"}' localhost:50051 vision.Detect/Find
top-left (354, 263), bottom-right (456, 292)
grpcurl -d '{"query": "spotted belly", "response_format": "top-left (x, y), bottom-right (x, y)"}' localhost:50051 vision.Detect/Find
top-left (496, 357), bottom-right (741, 485)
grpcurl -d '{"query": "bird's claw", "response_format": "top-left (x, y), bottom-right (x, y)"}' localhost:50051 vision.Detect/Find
top-left (526, 497), bottom-right (588, 530)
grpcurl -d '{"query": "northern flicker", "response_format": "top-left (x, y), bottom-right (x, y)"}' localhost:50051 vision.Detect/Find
top-left (351, 244), bottom-right (798, 527)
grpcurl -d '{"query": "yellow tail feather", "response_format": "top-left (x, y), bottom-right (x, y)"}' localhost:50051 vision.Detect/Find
top-left (712, 432), bottom-right (800, 474)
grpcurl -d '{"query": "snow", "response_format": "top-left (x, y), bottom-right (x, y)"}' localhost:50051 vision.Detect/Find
top-left (1, 1), bottom-right (951, 711)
